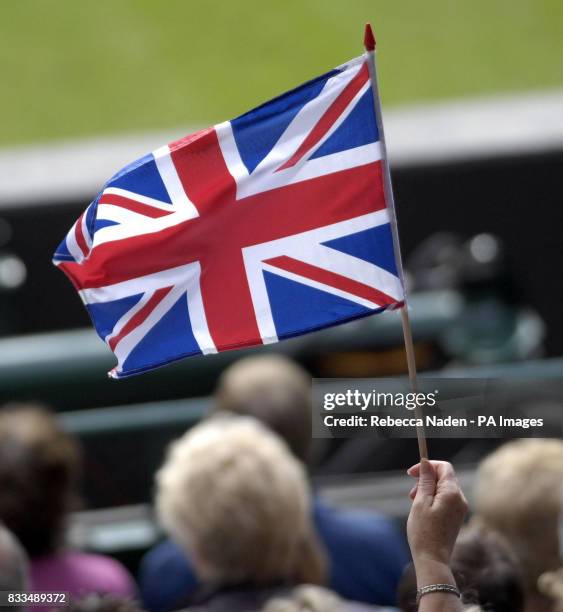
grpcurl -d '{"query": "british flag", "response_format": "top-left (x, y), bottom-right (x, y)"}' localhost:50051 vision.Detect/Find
top-left (54, 55), bottom-right (404, 378)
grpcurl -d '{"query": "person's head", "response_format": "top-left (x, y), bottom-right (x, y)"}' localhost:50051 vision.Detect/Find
top-left (450, 526), bottom-right (525, 612)
top-left (0, 403), bottom-right (81, 557)
top-left (261, 585), bottom-right (341, 612)
top-left (156, 415), bottom-right (325, 588)
top-left (474, 439), bottom-right (563, 593)
top-left (538, 568), bottom-right (563, 612)
top-left (213, 355), bottom-right (311, 463)
top-left (67, 595), bottom-right (143, 612)
top-left (397, 526), bottom-right (524, 612)
top-left (0, 523), bottom-right (28, 595)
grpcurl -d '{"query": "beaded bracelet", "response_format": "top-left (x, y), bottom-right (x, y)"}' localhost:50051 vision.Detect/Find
top-left (416, 583), bottom-right (461, 605)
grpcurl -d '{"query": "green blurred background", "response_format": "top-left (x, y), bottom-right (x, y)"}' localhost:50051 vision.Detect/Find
top-left (2, 0), bottom-right (563, 146)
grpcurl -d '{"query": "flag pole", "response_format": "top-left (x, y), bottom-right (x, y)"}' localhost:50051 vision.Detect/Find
top-left (364, 23), bottom-right (428, 459)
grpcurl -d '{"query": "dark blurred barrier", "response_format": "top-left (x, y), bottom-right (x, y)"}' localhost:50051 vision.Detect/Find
top-left (49, 356), bottom-right (563, 509)
top-left (0, 290), bottom-right (461, 410)
top-left (59, 398), bottom-right (209, 509)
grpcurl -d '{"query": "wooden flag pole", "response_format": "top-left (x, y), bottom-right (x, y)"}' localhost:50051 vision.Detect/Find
top-left (364, 23), bottom-right (428, 459)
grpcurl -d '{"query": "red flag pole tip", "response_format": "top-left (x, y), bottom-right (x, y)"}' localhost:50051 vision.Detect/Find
top-left (364, 23), bottom-right (376, 51)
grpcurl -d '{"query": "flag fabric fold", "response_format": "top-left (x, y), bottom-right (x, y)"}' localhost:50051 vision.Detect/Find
top-left (53, 54), bottom-right (404, 379)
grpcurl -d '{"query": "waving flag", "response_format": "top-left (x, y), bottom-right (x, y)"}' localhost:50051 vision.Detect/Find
top-left (54, 54), bottom-right (404, 378)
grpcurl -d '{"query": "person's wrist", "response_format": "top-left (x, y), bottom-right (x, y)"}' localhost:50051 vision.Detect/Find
top-left (413, 557), bottom-right (456, 589)
top-left (410, 543), bottom-right (451, 569)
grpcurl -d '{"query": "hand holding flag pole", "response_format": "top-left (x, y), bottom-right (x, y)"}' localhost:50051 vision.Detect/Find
top-left (364, 23), bottom-right (429, 460)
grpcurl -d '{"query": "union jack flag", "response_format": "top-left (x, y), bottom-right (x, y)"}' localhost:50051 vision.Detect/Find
top-left (54, 55), bottom-right (404, 378)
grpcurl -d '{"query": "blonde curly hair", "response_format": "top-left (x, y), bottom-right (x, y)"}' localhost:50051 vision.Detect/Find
top-left (262, 585), bottom-right (342, 612)
top-left (156, 415), bottom-right (326, 587)
top-left (474, 439), bottom-right (563, 593)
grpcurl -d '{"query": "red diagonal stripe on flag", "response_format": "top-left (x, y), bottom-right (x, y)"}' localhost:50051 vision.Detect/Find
top-left (264, 255), bottom-right (396, 306)
top-left (276, 62), bottom-right (370, 172)
top-left (108, 286), bottom-right (173, 351)
top-left (99, 194), bottom-right (174, 219)
top-left (74, 213), bottom-right (88, 258)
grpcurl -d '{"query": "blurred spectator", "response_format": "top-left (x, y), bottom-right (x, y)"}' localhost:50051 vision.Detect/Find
top-left (214, 354), bottom-right (312, 461)
top-left (538, 568), bottom-right (563, 612)
top-left (451, 526), bottom-right (525, 611)
top-left (140, 356), bottom-right (409, 610)
top-left (261, 585), bottom-right (357, 611)
top-left (473, 438), bottom-right (563, 612)
top-left (397, 525), bottom-right (524, 611)
top-left (0, 404), bottom-right (137, 603)
top-left (67, 594), bottom-right (144, 612)
top-left (0, 522), bottom-right (29, 607)
top-left (156, 416), bottom-right (376, 611)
